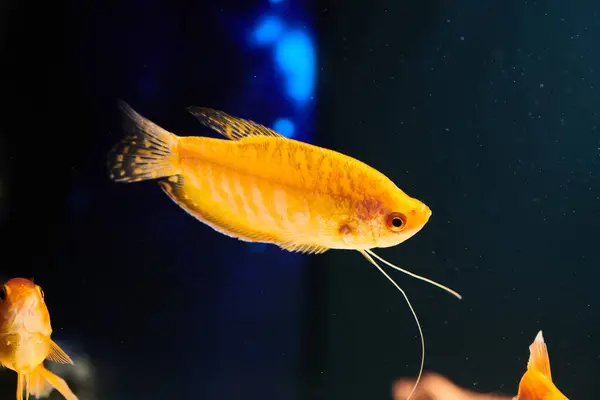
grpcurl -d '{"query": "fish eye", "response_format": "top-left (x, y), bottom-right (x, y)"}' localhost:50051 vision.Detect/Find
top-left (386, 212), bottom-right (407, 232)
top-left (38, 287), bottom-right (44, 299)
top-left (0, 286), bottom-right (5, 301)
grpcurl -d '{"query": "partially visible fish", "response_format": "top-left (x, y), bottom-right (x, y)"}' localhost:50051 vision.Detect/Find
top-left (393, 331), bottom-right (568, 400)
top-left (0, 278), bottom-right (78, 400)
top-left (514, 331), bottom-right (568, 400)
top-left (107, 101), bottom-right (462, 399)
top-left (393, 331), bottom-right (569, 400)
top-left (394, 372), bottom-right (510, 400)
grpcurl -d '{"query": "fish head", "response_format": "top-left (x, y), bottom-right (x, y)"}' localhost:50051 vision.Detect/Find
top-left (374, 196), bottom-right (431, 248)
top-left (363, 187), bottom-right (431, 249)
top-left (341, 188), bottom-right (431, 250)
top-left (0, 278), bottom-right (51, 336)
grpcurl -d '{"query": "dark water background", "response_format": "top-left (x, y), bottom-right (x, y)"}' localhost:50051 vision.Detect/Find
top-left (1, 0), bottom-right (599, 399)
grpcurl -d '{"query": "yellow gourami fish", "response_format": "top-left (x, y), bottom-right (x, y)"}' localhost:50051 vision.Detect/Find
top-left (514, 331), bottom-right (568, 400)
top-left (0, 278), bottom-right (78, 400)
top-left (107, 101), bottom-right (461, 399)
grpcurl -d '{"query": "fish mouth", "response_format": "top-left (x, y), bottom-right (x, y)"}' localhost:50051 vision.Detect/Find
top-left (419, 203), bottom-right (432, 221)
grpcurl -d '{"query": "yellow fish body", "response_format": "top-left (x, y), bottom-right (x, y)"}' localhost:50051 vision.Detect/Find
top-left (108, 103), bottom-right (432, 254)
top-left (107, 101), bottom-right (461, 400)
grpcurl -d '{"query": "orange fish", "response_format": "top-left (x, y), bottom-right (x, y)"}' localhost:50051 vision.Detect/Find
top-left (0, 278), bottom-right (78, 400)
top-left (514, 331), bottom-right (568, 400)
top-left (107, 101), bottom-right (462, 398)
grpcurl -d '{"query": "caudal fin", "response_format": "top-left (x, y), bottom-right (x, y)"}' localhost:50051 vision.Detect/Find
top-left (107, 101), bottom-right (181, 183)
top-left (18, 365), bottom-right (79, 400)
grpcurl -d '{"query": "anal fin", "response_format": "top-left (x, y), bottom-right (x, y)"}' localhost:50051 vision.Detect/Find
top-left (278, 242), bottom-right (329, 255)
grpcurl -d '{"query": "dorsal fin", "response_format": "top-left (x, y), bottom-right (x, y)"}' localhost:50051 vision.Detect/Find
top-left (527, 330), bottom-right (552, 381)
top-left (186, 107), bottom-right (284, 140)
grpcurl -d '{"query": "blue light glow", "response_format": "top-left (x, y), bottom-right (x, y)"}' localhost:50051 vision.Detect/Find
top-left (252, 16), bottom-right (285, 46)
top-left (272, 118), bottom-right (295, 137)
top-left (274, 30), bottom-right (316, 105)
top-left (269, 0), bottom-right (284, 4)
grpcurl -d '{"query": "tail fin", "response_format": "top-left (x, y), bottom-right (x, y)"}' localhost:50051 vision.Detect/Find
top-left (17, 365), bottom-right (79, 400)
top-left (107, 101), bottom-right (181, 183)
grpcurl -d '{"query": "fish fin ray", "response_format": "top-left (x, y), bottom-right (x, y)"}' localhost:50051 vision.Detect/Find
top-left (527, 331), bottom-right (552, 380)
top-left (107, 100), bottom-right (180, 183)
top-left (186, 107), bottom-right (284, 140)
top-left (279, 242), bottom-right (328, 254)
top-left (47, 340), bottom-right (74, 364)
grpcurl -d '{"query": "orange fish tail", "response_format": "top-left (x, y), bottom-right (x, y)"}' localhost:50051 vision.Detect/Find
top-left (17, 365), bottom-right (78, 400)
top-left (107, 100), bottom-right (181, 183)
